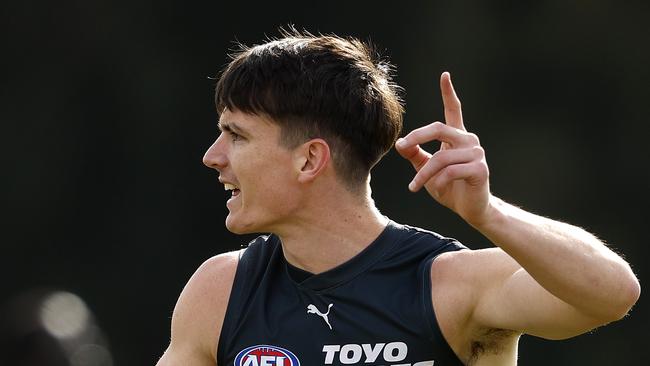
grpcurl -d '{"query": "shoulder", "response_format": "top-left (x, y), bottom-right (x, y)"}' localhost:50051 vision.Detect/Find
top-left (187, 251), bottom-right (242, 306)
top-left (167, 250), bottom-right (242, 363)
top-left (387, 221), bottom-right (467, 255)
top-left (181, 250), bottom-right (241, 308)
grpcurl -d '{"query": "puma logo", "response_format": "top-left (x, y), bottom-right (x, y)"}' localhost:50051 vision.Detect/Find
top-left (307, 303), bottom-right (333, 330)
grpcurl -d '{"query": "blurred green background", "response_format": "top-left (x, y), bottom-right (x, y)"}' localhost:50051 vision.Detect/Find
top-left (1, 0), bottom-right (648, 364)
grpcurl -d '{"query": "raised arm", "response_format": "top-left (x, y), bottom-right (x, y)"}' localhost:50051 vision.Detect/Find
top-left (395, 73), bottom-right (640, 340)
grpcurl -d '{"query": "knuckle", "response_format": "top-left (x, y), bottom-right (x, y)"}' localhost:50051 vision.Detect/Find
top-left (470, 162), bottom-right (489, 180)
top-left (440, 166), bottom-right (455, 181)
top-left (471, 146), bottom-right (485, 159)
top-left (431, 121), bottom-right (445, 131)
top-left (466, 132), bottom-right (480, 145)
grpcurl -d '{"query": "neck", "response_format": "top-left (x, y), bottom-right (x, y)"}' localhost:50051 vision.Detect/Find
top-left (272, 182), bottom-right (388, 274)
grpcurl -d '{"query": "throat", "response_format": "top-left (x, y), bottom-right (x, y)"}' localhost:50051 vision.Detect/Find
top-left (278, 215), bottom-right (389, 275)
top-left (273, 197), bottom-right (388, 274)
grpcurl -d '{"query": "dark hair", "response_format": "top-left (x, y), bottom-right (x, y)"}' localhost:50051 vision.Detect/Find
top-left (215, 28), bottom-right (404, 189)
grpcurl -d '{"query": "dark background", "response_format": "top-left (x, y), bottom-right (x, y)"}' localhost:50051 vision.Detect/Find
top-left (2, 0), bottom-right (648, 364)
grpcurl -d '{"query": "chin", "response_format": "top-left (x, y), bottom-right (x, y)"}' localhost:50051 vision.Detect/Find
top-left (225, 213), bottom-right (263, 235)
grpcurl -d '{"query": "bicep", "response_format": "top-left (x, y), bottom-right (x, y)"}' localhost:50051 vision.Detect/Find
top-left (472, 249), bottom-right (603, 339)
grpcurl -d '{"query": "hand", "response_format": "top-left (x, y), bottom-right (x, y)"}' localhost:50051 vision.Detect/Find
top-left (395, 72), bottom-right (491, 227)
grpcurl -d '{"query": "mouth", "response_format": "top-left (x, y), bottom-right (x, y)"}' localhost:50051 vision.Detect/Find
top-left (224, 182), bottom-right (241, 197)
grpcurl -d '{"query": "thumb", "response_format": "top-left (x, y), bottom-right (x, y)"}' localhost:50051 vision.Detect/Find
top-left (395, 138), bottom-right (430, 171)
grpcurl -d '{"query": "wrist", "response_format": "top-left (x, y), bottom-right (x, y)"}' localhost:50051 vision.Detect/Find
top-left (468, 195), bottom-right (509, 235)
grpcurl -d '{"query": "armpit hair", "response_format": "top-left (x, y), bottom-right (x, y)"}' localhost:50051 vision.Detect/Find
top-left (467, 328), bottom-right (518, 365)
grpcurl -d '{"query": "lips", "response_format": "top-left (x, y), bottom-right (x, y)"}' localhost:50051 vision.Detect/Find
top-left (220, 180), bottom-right (241, 205)
top-left (219, 176), bottom-right (241, 207)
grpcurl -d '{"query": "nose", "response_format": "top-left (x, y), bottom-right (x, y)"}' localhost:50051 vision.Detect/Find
top-left (202, 134), bottom-right (228, 171)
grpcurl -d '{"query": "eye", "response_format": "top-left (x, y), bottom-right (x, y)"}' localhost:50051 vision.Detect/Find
top-left (230, 131), bottom-right (242, 142)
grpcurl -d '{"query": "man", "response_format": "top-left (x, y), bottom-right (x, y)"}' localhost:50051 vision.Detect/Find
top-left (157, 30), bottom-right (640, 365)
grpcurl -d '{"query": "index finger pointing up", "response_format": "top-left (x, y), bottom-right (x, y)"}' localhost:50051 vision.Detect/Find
top-left (441, 72), bottom-right (465, 131)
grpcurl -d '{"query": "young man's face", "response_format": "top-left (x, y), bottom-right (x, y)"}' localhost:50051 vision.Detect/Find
top-left (203, 109), bottom-right (301, 234)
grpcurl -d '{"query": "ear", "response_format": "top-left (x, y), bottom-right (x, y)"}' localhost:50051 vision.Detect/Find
top-left (294, 139), bottom-right (331, 184)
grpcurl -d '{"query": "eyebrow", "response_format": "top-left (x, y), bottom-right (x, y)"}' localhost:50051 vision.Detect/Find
top-left (218, 121), bottom-right (249, 136)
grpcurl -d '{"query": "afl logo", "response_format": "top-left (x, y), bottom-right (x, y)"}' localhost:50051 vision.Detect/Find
top-left (234, 344), bottom-right (301, 366)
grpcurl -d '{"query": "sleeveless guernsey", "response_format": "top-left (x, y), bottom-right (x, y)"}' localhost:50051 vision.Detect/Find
top-left (217, 220), bottom-right (467, 366)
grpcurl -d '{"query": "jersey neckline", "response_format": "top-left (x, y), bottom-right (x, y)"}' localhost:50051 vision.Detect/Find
top-left (281, 220), bottom-right (404, 292)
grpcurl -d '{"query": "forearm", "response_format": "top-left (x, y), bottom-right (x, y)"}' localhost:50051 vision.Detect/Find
top-left (475, 196), bottom-right (640, 321)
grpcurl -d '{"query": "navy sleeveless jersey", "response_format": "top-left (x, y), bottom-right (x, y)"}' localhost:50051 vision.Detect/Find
top-left (217, 220), bottom-right (467, 366)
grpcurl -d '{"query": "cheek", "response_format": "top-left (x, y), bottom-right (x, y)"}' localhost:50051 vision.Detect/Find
top-left (255, 163), bottom-right (298, 207)
top-left (261, 168), bottom-right (296, 200)
top-left (234, 144), bottom-right (297, 204)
